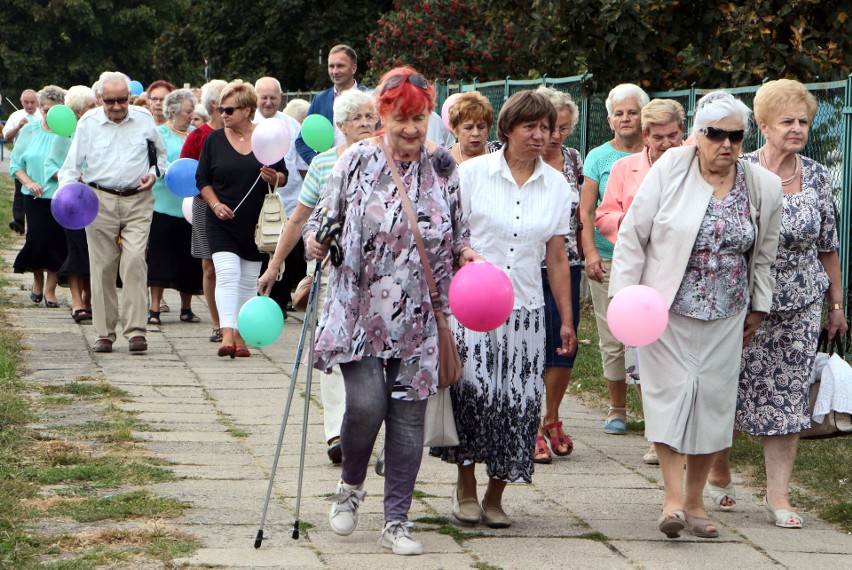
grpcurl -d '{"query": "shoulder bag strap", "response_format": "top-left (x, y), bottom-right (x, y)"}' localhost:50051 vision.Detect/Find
top-left (379, 141), bottom-right (442, 309)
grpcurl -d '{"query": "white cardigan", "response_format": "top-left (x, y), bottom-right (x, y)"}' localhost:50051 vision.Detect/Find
top-left (609, 146), bottom-right (783, 312)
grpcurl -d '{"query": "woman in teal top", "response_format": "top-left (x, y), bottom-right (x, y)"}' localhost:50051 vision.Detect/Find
top-left (10, 85), bottom-right (68, 308)
top-left (146, 89), bottom-right (203, 325)
top-left (49, 85), bottom-right (98, 322)
top-left (578, 83), bottom-right (648, 437)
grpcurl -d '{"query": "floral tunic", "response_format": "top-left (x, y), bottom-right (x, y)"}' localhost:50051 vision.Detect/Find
top-left (671, 165), bottom-right (755, 320)
top-left (303, 140), bottom-right (470, 401)
top-left (544, 146), bottom-right (583, 267)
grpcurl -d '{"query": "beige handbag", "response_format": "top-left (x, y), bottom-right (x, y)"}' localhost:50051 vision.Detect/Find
top-left (254, 181), bottom-right (287, 253)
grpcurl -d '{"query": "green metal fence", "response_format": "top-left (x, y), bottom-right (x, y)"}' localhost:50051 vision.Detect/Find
top-left (289, 74), bottom-right (852, 320)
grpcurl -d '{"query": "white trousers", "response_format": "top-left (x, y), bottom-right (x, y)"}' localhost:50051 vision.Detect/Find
top-left (309, 261), bottom-right (345, 442)
top-left (211, 252), bottom-right (261, 330)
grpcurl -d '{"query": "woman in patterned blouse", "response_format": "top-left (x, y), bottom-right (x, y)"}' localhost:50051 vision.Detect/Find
top-left (303, 67), bottom-right (478, 556)
top-left (610, 91), bottom-right (782, 539)
top-left (709, 79), bottom-right (847, 529)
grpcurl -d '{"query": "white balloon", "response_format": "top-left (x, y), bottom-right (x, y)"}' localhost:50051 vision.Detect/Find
top-left (252, 119), bottom-right (291, 165)
top-left (182, 197), bottom-right (194, 224)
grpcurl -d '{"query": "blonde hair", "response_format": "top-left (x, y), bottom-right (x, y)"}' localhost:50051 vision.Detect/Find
top-left (219, 79), bottom-right (257, 114)
top-left (448, 91), bottom-right (494, 131)
top-left (753, 79), bottom-right (817, 124)
top-left (641, 99), bottom-right (685, 131)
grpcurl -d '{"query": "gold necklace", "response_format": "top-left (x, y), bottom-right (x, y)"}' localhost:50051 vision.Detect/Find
top-left (647, 146), bottom-right (654, 166)
top-left (167, 121), bottom-right (188, 136)
top-left (759, 150), bottom-right (799, 186)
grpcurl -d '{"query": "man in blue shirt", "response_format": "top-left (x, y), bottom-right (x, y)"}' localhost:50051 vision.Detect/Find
top-left (295, 44), bottom-right (367, 164)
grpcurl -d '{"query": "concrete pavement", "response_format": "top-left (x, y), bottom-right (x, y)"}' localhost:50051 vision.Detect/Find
top-left (4, 236), bottom-right (851, 569)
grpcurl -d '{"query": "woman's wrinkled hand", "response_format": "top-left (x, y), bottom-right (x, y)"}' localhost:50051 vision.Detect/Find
top-left (557, 323), bottom-right (578, 356)
top-left (305, 232), bottom-right (329, 261)
top-left (257, 265), bottom-right (280, 296)
top-left (458, 247), bottom-right (483, 267)
top-left (824, 309), bottom-right (849, 340)
top-left (585, 255), bottom-right (605, 282)
top-left (743, 311), bottom-right (765, 348)
top-left (27, 181), bottom-right (43, 197)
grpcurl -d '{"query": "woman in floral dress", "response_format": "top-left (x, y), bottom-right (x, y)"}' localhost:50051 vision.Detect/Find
top-left (709, 79), bottom-right (847, 529)
top-left (303, 67), bottom-right (478, 556)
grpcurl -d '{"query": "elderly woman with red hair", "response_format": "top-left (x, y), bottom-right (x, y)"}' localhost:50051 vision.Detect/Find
top-left (146, 80), bottom-right (176, 127)
top-left (304, 66), bottom-right (479, 556)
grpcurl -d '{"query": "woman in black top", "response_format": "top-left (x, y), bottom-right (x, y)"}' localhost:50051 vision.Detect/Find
top-left (197, 80), bottom-right (287, 358)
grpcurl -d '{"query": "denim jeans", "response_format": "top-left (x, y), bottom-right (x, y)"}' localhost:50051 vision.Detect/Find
top-left (339, 358), bottom-right (427, 522)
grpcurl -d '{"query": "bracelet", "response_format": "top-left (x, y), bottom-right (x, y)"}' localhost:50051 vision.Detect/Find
top-left (829, 303), bottom-right (844, 311)
top-left (211, 202), bottom-right (220, 210)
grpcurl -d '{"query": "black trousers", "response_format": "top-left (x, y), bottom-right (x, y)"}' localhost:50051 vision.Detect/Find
top-left (259, 238), bottom-right (307, 312)
top-left (12, 179), bottom-right (25, 225)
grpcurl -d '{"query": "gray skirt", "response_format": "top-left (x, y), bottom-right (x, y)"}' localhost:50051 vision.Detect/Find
top-left (638, 307), bottom-right (747, 455)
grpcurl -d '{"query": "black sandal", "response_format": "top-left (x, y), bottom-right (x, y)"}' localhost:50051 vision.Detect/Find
top-left (180, 308), bottom-right (200, 323)
top-left (209, 328), bottom-right (223, 343)
top-left (147, 310), bottom-right (161, 325)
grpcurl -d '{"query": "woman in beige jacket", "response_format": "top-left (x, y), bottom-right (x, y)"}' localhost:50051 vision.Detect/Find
top-left (610, 91), bottom-right (782, 540)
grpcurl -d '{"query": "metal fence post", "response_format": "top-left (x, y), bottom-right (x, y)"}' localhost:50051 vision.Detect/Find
top-left (580, 74), bottom-right (591, 158)
top-left (687, 84), bottom-right (697, 134)
top-left (841, 74), bottom-right (852, 319)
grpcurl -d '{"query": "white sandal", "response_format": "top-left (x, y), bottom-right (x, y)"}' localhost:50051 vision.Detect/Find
top-left (705, 482), bottom-right (737, 511)
top-left (763, 497), bottom-right (803, 528)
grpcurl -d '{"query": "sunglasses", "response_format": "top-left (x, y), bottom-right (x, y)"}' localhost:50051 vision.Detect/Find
top-left (700, 127), bottom-right (745, 144)
top-left (216, 105), bottom-right (245, 116)
top-left (102, 97), bottom-right (129, 105)
top-left (382, 73), bottom-right (429, 94)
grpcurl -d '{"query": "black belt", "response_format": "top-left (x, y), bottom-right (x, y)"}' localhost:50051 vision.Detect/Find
top-left (87, 182), bottom-right (143, 197)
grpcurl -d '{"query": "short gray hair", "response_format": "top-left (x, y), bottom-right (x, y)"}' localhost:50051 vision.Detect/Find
top-left (163, 89), bottom-right (197, 120)
top-left (536, 86), bottom-right (580, 130)
top-left (65, 85), bottom-right (96, 114)
top-left (284, 99), bottom-right (310, 123)
top-left (333, 90), bottom-right (375, 126)
top-left (605, 83), bottom-right (649, 117)
top-left (96, 71), bottom-right (131, 96)
top-left (201, 79), bottom-right (228, 111)
top-left (193, 103), bottom-right (210, 122)
top-left (37, 85), bottom-right (66, 106)
top-left (692, 91), bottom-right (752, 136)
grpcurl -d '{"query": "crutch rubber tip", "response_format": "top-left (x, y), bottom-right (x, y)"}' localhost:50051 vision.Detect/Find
top-left (253, 530), bottom-right (263, 549)
top-left (292, 520), bottom-right (300, 539)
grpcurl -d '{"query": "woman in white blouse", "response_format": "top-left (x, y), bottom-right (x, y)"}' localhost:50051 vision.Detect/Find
top-left (431, 90), bottom-right (578, 528)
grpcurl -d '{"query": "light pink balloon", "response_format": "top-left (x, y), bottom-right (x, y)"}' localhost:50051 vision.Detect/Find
top-left (441, 93), bottom-right (462, 131)
top-left (181, 197), bottom-right (193, 224)
top-left (252, 119), bottom-right (291, 165)
top-left (449, 261), bottom-right (514, 332)
top-left (606, 285), bottom-right (669, 346)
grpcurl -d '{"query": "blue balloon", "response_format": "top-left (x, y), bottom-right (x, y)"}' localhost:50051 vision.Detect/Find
top-left (164, 158), bottom-right (200, 198)
top-left (51, 183), bottom-right (99, 230)
top-left (129, 80), bottom-right (144, 96)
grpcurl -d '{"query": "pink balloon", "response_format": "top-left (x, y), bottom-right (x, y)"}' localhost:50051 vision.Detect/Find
top-left (441, 93), bottom-right (462, 131)
top-left (181, 197), bottom-right (194, 224)
top-left (252, 119), bottom-right (291, 165)
top-left (606, 285), bottom-right (669, 346)
top-left (449, 261), bottom-right (514, 332)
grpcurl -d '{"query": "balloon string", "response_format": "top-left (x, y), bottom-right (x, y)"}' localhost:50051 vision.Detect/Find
top-left (232, 173), bottom-right (263, 214)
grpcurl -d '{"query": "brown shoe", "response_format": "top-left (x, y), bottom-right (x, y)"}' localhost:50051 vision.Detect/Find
top-left (93, 338), bottom-right (113, 353)
top-left (128, 336), bottom-right (147, 353)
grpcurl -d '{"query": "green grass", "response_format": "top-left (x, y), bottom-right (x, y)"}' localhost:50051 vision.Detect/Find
top-left (22, 459), bottom-right (174, 487)
top-left (48, 490), bottom-right (189, 523)
top-left (576, 531), bottom-right (609, 542)
top-left (42, 380), bottom-right (128, 399)
top-left (412, 515), bottom-right (485, 542)
top-left (571, 298), bottom-right (852, 531)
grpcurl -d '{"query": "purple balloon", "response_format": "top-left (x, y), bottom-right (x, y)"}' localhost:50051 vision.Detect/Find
top-left (51, 183), bottom-right (99, 230)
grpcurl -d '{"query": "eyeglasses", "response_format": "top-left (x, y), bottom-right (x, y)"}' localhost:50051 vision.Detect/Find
top-left (700, 127), bottom-right (745, 144)
top-left (216, 106), bottom-right (245, 116)
top-left (149, 96), bottom-right (165, 103)
top-left (381, 73), bottom-right (429, 94)
top-left (347, 112), bottom-right (376, 125)
top-left (102, 97), bottom-right (129, 105)
top-left (553, 126), bottom-right (572, 137)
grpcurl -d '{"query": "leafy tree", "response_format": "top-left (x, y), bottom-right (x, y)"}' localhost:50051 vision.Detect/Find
top-left (0, 0), bottom-right (184, 98)
top-left (366, 0), bottom-right (536, 84)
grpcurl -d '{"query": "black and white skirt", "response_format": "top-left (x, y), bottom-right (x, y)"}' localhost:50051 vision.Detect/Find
top-left (190, 197), bottom-right (211, 259)
top-left (431, 307), bottom-right (545, 483)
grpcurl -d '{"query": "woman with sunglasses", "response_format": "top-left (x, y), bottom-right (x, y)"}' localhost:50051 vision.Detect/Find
top-left (304, 67), bottom-right (478, 556)
top-left (432, 90), bottom-right (578, 529)
top-left (610, 91), bottom-right (782, 539)
top-left (708, 80), bottom-right (847, 529)
top-left (197, 80), bottom-right (287, 359)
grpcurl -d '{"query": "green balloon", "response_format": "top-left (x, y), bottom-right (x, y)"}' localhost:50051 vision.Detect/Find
top-left (237, 296), bottom-right (284, 347)
top-left (46, 105), bottom-right (77, 137)
top-left (301, 114), bottom-right (335, 153)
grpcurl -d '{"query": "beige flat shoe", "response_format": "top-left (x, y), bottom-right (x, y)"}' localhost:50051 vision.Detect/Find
top-left (452, 486), bottom-right (481, 524)
top-left (480, 500), bottom-right (511, 528)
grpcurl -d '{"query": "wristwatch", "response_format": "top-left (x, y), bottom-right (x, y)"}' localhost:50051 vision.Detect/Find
top-left (829, 303), bottom-right (844, 311)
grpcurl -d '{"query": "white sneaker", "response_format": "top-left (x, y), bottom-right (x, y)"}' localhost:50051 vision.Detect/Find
top-left (379, 521), bottom-right (423, 555)
top-left (327, 480), bottom-right (366, 536)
